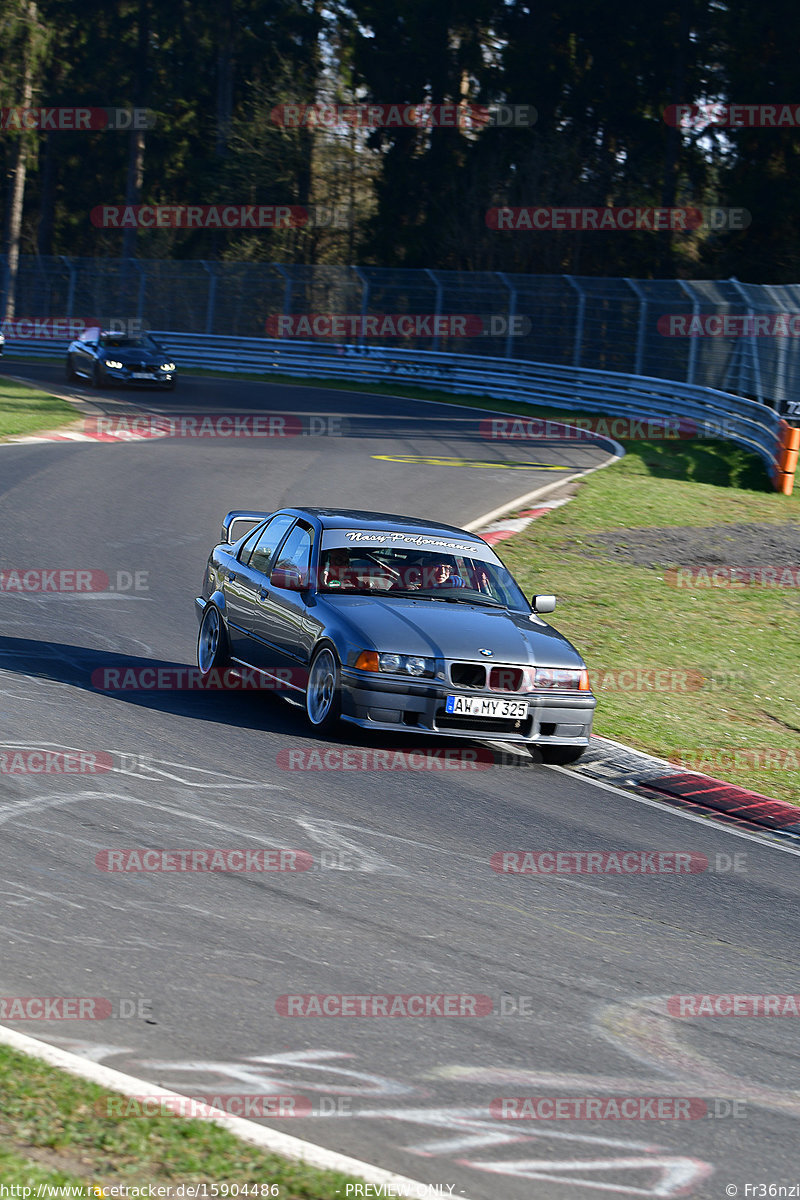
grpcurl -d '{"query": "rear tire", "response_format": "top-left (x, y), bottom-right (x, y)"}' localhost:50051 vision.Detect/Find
top-left (197, 604), bottom-right (230, 679)
top-left (305, 646), bottom-right (342, 732)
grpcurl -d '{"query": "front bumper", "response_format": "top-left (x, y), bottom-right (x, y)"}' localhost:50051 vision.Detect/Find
top-left (104, 366), bottom-right (175, 388)
top-left (339, 666), bottom-right (595, 746)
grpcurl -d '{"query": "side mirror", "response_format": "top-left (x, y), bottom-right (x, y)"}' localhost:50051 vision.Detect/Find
top-left (270, 564), bottom-right (306, 591)
top-left (531, 594), bottom-right (556, 613)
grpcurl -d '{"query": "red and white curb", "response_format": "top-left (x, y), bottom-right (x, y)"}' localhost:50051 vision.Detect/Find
top-left (0, 1025), bottom-right (475, 1200)
top-left (477, 498), bottom-right (569, 544)
top-left (4, 424), bottom-right (157, 445)
top-left (573, 736), bottom-right (800, 840)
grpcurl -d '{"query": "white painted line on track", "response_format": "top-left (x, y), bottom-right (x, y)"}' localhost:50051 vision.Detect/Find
top-left (0, 1024), bottom-right (477, 1200)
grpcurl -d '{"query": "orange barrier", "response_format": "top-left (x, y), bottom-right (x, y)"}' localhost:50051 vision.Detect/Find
top-left (774, 421), bottom-right (799, 495)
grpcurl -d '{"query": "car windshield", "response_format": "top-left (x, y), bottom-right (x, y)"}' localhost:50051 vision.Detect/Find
top-left (317, 539), bottom-right (529, 609)
top-left (99, 334), bottom-right (158, 350)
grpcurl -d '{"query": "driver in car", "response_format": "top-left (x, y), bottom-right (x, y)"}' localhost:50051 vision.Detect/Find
top-left (393, 558), bottom-right (466, 589)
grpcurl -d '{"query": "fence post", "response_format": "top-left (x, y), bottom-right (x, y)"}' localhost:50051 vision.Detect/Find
top-left (565, 276), bottom-right (585, 368)
top-left (764, 284), bottom-right (788, 412)
top-left (425, 268), bottom-right (443, 352)
top-left (496, 272), bottom-right (518, 359)
top-left (353, 266), bottom-right (369, 349)
top-left (60, 256), bottom-right (76, 320)
top-left (730, 277), bottom-right (763, 402)
top-left (677, 280), bottom-right (700, 386)
top-left (273, 264), bottom-right (294, 331)
top-left (135, 260), bottom-right (147, 325)
top-left (201, 262), bottom-right (217, 335)
top-left (625, 278), bottom-right (647, 376)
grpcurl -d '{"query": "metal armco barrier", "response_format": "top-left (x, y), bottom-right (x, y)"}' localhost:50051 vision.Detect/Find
top-left (3, 332), bottom-right (795, 494)
top-left (4, 257), bottom-right (800, 414)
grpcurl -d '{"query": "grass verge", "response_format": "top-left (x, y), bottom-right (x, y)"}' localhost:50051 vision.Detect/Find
top-left (494, 453), bottom-right (799, 804)
top-left (0, 375), bottom-right (79, 439)
top-left (0, 1043), bottom-right (362, 1193)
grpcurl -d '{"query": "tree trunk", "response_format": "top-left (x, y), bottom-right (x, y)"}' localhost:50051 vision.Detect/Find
top-left (121, 0), bottom-right (149, 261)
top-left (3, 1), bottom-right (35, 322)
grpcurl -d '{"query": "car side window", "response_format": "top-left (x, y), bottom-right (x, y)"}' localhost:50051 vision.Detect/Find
top-left (245, 514), bottom-right (295, 576)
top-left (237, 522), bottom-right (266, 562)
top-left (273, 524), bottom-right (314, 577)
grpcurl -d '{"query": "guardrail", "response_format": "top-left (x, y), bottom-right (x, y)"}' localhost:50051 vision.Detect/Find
top-left (3, 331), bottom-right (796, 494)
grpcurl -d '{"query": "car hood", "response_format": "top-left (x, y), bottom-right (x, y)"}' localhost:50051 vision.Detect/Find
top-left (101, 347), bottom-right (164, 364)
top-left (321, 594), bottom-right (584, 667)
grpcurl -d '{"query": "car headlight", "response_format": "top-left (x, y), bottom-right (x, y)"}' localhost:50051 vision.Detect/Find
top-left (354, 651), bottom-right (436, 677)
top-left (160, 362), bottom-right (175, 372)
top-left (104, 359), bottom-right (124, 369)
top-left (531, 667), bottom-right (591, 690)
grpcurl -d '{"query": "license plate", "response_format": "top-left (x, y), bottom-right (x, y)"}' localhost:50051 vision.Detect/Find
top-left (445, 695), bottom-right (528, 719)
top-left (132, 371), bottom-right (154, 379)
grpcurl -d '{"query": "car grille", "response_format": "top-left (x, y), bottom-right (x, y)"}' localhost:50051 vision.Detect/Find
top-left (449, 663), bottom-right (525, 692)
top-left (450, 662), bottom-right (486, 688)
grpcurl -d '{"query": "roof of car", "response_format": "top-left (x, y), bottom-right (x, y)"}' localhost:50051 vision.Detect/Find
top-left (295, 508), bottom-right (486, 541)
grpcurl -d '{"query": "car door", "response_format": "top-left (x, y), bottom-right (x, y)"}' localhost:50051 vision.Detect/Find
top-left (223, 513), bottom-right (295, 664)
top-left (259, 521), bottom-right (317, 673)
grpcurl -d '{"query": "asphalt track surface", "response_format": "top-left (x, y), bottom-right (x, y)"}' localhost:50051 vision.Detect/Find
top-left (1, 364), bottom-right (799, 1199)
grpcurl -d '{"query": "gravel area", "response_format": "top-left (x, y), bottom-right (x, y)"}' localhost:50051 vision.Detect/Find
top-left (580, 523), bottom-right (800, 568)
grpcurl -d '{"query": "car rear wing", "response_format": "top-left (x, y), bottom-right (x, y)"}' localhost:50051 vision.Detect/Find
top-left (221, 510), bottom-right (272, 544)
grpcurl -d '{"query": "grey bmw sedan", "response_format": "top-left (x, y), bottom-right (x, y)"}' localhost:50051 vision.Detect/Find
top-left (195, 507), bottom-right (596, 762)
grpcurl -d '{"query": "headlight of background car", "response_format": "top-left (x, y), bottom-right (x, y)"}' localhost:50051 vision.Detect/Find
top-left (104, 359), bottom-right (123, 369)
top-left (530, 667), bottom-right (591, 690)
top-left (160, 362), bottom-right (176, 372)
top-left (354, 651), bottom-right (436, 677)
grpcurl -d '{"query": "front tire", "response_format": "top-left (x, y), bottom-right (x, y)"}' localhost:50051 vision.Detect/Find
top-left (197, 603), bottom-right (230, 678)
top-left (305, 646), bottom-right (342, 732)
top-left (90, 363), bottom-right (102, 388)
top-left (539, 744), bottom-right (586, 765)
top-left (65, 357), bottom-right (78, 382)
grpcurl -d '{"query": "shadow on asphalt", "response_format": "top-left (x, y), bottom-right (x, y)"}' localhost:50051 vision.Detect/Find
top-left (0, 635), bottom-right (543, 764)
